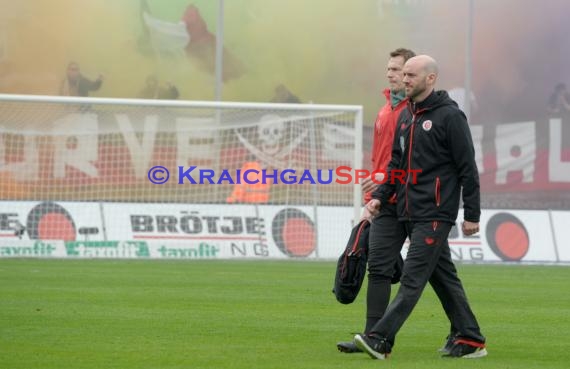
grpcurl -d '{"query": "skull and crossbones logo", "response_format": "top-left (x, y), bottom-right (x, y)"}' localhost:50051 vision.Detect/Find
top-left (257, 114), bottom-right (284, 155)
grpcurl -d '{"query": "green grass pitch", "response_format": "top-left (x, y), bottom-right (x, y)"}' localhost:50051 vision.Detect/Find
top-left (1, 260), bottom-right (569, 369)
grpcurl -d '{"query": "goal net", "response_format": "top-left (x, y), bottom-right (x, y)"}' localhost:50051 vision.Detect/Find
top-left (0, 94), bottom-right (362, 259)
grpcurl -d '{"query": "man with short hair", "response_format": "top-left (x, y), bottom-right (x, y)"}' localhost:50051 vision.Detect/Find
top-left (354, 55), bottom-right (487, 359)
top-left (336, 48), bottom-right (415, 353)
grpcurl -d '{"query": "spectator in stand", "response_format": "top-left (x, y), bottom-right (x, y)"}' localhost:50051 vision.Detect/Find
top-left (59, 62), bottom-right (103, 97)
top-left (138, 74), bottom-right (180, 100)
top-left (547, 83), bottom-right (570, 114)
top-left (270, 84), bottom-right (301, 104)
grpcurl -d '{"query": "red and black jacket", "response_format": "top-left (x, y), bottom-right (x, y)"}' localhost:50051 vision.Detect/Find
top-left (365, 89), bottom-right (408, 203)
top-left (372, 90), bottom-right (481, 224)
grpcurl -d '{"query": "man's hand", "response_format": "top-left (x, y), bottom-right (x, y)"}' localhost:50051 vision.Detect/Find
top-left (361, 199), bottom-right (381, 221)
top-left (462, 221), bottom-right (480, 236)
top-left (361, 172), bottom-right (385, 194)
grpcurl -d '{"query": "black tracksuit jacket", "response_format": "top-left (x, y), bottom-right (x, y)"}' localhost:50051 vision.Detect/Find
top-left (372, 90), bottom-right (481, 224)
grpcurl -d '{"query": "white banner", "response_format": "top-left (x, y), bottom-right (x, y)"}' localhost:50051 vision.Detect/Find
top-left (1, 201), bottom-right (568, 263)
top-left (0, 201), bottom-right (104, 243)
top-left (102, 203), bottom-right (354, 259)
top-left (0, 240), bottom-right (66, 258)
top-left (449, 209), bottom-right (557, 263)
top-left (550, 211), bottom-right (570, 262)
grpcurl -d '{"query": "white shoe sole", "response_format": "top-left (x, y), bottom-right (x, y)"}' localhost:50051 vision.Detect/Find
top-left (353, 335), bottom-right (387, 360)
top-left (462, 348), bottom-right (488, 359)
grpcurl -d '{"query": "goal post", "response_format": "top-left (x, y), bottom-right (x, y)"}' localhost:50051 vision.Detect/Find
top-left (0, 94), bottom-right (363, 259)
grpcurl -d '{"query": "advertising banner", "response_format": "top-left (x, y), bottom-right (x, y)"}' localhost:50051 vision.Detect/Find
top-left (449, 210), bottom-right (557, 263)
top-left (550, 211), bottom-right (570, 262)
top-left (0, 240), bottom-right (65, 258)
top-left (0, 201), bottom-right (104, 242)
top-left (102, 203), bottom-right (354, 259)
top-left (1, 201), bottom-right (568, 263)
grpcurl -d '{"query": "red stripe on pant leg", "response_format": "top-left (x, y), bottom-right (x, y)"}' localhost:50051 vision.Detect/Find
top-left (454, 339), bottom-right (486, 348)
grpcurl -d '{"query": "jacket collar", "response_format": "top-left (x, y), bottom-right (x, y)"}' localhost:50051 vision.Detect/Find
top-left (410, 89), bottom-right (437, 113)
top-left (383, 88), bottom-right (408, 109)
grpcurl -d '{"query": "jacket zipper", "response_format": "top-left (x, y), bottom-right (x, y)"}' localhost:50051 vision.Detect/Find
top-left (435, 176), bottom-right (441, 207)
top-left (405, 108), bottom-right (427, 218)
top-left (404, 116), bottom-right (415, 217)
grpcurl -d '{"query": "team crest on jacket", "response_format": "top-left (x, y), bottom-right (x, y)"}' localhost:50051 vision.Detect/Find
top-left (422, 120), bottom-right (433, 131)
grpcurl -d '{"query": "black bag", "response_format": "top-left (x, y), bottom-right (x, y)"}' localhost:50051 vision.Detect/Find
top-left (332, 220), bottom-right (404, 304)
top-left (332, 220), bottom-right (370, 304)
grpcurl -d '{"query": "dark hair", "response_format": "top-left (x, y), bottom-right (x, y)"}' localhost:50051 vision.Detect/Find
top-left (390, 48), bottom-right (416, 62)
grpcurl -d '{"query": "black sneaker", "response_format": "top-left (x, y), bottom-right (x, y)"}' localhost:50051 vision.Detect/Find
top-left (336, 341), bottom-right (362, 353)
top-left (443, 339), bottom-right (487, 359)
top-left (353, 334), bottom-right (391, 360)
top-left (438, 334), bottom-right (457, 354)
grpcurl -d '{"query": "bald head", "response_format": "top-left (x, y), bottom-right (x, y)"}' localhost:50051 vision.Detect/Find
top-left (402, 55), bottom-right (439, 102)
top-left (407, 55), bottom-right (439, 76)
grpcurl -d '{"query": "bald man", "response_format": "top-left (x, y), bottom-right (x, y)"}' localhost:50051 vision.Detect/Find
top-left (354, 55), bottom-right (487, 359)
